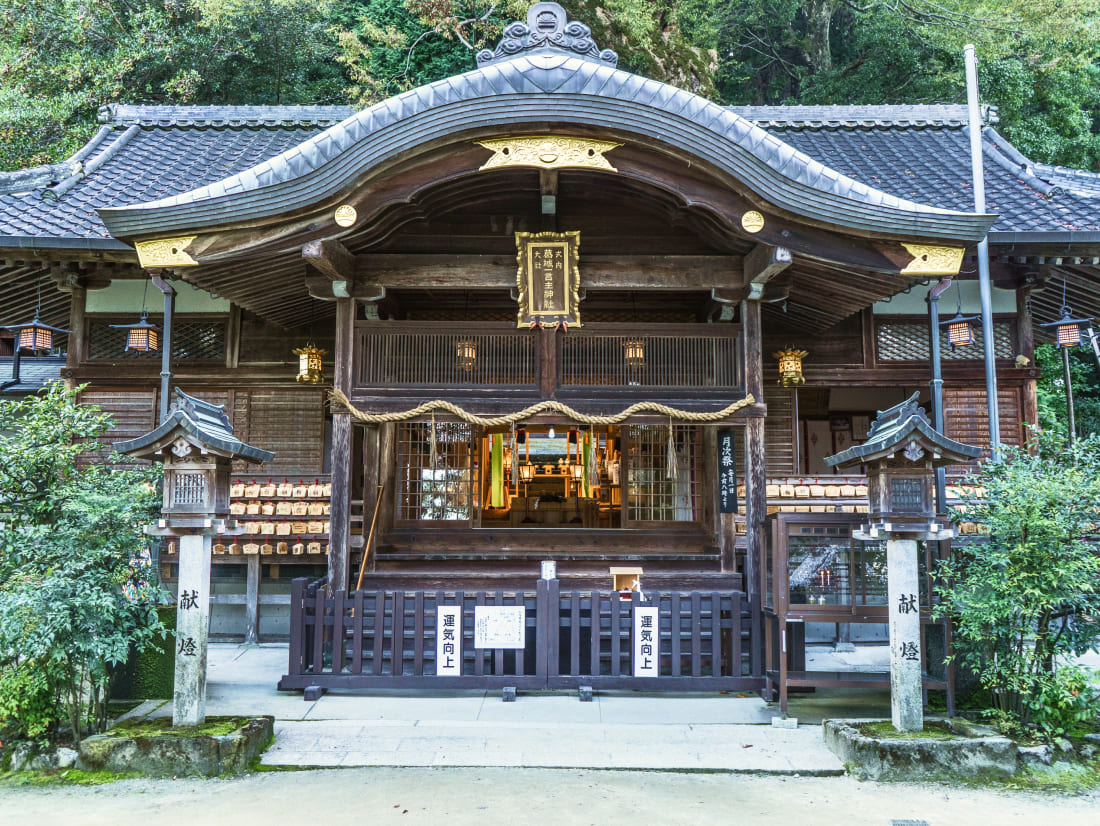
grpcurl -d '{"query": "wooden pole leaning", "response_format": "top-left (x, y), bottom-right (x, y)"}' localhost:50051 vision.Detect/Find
top-left (354, 484), bottom-right (385, 594)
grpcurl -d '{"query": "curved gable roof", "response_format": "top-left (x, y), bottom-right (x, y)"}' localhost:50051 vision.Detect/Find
top-left (99, 52), bottom-right (995, 244)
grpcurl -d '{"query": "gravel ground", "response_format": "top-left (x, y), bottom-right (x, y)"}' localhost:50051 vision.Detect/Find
top-left (1, 767), bottom-right (1098, 826)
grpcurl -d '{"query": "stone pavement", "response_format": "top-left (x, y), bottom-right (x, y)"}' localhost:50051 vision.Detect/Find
top-left (122, 643), bottom-right (918, 774)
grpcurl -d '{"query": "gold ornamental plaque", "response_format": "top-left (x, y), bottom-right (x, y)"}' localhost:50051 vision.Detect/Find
top-left (478, 136), bottom-right (621, 172)
top-left (899, 244), bottom-right (965, 275)
top-left (515, 231), bottom-right (581, 328)
top-left (334, 205), bottom-right (357, 227)
top-left (741, 211), bottom-right (765, 234)
top-left (135, 236), bottom-right (198, 268)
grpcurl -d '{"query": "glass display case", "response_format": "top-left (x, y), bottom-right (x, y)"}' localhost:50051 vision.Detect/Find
top-left (761, 512), bottom-right (951, 712)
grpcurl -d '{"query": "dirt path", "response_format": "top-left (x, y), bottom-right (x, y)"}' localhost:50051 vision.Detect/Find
top-left (1, 768), bottom-right (1096, 826)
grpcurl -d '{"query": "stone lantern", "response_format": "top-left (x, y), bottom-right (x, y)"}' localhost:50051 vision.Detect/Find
top-left (117, 389), bottom-right (274, 726)
top-left (825, 392), bottom-right (979, 731)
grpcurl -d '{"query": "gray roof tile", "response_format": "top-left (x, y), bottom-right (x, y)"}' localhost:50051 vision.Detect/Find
top-left (732, 107), bottom-right (1100, 233)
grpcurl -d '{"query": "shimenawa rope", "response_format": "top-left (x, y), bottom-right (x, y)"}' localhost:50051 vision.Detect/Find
top-left (330, 388), bottom-right (755, 427)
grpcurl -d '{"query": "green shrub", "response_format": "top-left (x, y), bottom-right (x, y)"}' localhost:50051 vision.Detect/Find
top-left (934, 429), bottom-right (1100, 739)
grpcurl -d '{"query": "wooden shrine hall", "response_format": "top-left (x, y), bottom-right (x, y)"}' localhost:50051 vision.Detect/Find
top-left (4, 3), bottom-right (1100, 692)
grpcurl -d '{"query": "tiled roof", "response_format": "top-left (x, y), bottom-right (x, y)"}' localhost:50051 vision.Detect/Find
top-left (98, 57), bottom-right (992, 243)
top-left (0, 105), bottom-right (353, 246)
top-left (0, 356), bottom-right (65, 394)
top-left (2, 95), bottom-right (1099, 248)
top-left (732, 105), bottom-right (1100, 235)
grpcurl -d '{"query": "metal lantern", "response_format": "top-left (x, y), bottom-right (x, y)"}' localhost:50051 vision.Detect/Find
top-left (3, 316), bottom-right (69, 353)
top-left (941, 311), bottom-right (979, 347)
top-left (623, 339), bottom-right (645, 369)
top-left (519, 463), bottom-right (535, 481)
top-left (293, 342), bottom-right (326, 384)
top-left (1042, 307), bottom-right (1093, 349)
top-left (570, 463), bottom-right (584, 480)
top-left (455, 339), bottom-right (477, 371)
top-left (110, 313), bottom-right (161, 352)
top-left (773, 348), bottom-right (808, 387)
top-left (2, 279), bottom-right (68, 353)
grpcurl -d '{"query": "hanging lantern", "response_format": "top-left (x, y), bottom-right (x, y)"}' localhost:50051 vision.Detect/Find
top-left (2, 278), bottom-right (69, 353)
top-left (773, 348), bottom-right (808, 387)
top-left (623, 339), bottom-right (645, 369)
top-left (455, 339), bottom-right (477, 371)
top-left (1041, 307), bottom-right (1093, 349)
top-left (110, 312), bottom-right (160, 352)
top-left (942, 311), bottom-right (979, 347)
top-left (293, 342), bottom-right (326, 384)
top-left (940, 281), bottom-right (978, 348)
top-left (3, 316), bottom-right (69, 353)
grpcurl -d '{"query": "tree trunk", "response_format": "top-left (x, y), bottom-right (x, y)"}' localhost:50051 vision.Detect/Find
top-left (802, 0), bottom-right (835, 75)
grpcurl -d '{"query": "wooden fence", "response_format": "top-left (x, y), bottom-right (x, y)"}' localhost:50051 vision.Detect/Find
top-left (279, 578), bottom-right (763, 692)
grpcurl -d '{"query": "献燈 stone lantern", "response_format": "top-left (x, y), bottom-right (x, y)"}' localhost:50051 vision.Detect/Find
top-left (117, 389), bottom-right (274, 727)
top-left (825, 392), bottom-right (979, 732)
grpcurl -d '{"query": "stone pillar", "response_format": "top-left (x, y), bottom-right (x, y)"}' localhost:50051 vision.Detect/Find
top-left (886, 537), bottom-right (923, 731)
top-left (174, 533), bottom-right (213, 726)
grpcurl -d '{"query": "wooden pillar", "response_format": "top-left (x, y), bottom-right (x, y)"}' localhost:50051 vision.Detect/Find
top-left (327, 297), bottom-right (354, 592)
top-left (378, 422), bottom-right (397, 535)
top-left (1017, 285), bottom-right (1039, 432)
top-left (742, 298), bottom-right (765, 676)
top-left (66, 283), bottom-right (87, 375)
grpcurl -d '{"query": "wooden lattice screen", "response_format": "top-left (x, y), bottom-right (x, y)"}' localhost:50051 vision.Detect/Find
top-left (876, 319), bottom-right (1015, 362)
top-left (86, 317), bottom-right (226, 361)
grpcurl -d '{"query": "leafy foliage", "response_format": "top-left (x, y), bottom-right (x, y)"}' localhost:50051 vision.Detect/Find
top-left (1, 2), bottom-right (1098, 170)
top-left (934, 430), bottom-right (1100, 737)
top-left (1035, 342), bottom-right (1100, 438)
top-left (0, 384), bottom-right (167, 746)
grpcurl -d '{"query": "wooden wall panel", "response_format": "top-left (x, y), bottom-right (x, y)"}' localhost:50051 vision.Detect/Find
top-left (735, 385), bottom-right (796, 477)
top-left (944, 385), bottom-right (1023, 474)
top-left (80, 388), bottom-right (158, 464)
top-left (231, 388), bottom-right (325, 474)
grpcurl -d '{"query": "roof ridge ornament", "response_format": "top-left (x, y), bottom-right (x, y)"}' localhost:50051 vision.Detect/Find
top-left (476, 2), bottom-right (617, 68)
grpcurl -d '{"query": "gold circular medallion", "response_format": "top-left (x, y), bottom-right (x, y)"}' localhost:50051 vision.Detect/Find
top-left (741, 210), bottom-right (765, 233)
top-left (334, 205), bottom-right (357, 227)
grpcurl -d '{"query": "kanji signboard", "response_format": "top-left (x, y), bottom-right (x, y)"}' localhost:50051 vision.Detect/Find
top-left (515, 231), bottom-right (581, 328)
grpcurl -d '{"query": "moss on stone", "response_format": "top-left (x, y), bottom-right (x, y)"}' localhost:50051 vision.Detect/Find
top-left (859, 721), bottom-right (957, 740)
top-left (1, 768), bottom-right (141, 786)
top-left (109, 716), bottom-right (247, 738)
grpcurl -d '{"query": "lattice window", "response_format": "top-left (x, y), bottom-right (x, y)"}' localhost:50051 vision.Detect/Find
top-left (87, 317), bottom-right (226, 360)
top-left (624, 425), bottom-right (699, 522)
top-left (875, 319), bottom-right (1014, 362)
top-left (396, 421), bottom-right (474, 522)
top-left (171, 472), bottom-right (206, 507)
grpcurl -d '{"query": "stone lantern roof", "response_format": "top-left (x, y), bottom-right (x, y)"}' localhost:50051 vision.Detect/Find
top-left (825, 392), bottom-right (981, 471)
top-left (115, 388), bottom-right (274, 464)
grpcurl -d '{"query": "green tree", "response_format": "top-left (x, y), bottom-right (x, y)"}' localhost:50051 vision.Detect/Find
top-left (1035, 341), bottom-right (1100, 441)
top-left (934, 430), bottom-right (1100, 736)
top-left (0, 0), bottom-right (346, 170)
top-left (0, 383), bottom-right (166, 744)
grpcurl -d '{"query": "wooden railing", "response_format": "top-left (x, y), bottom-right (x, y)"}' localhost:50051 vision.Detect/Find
top-left (279, 578), bottom-right (762, 691)
top-left (561, 323), bottom-right (742, 389)
top-left (356, 322), bottom-right (536, 388)
top-left (354, 322), bottom-right (743, 395)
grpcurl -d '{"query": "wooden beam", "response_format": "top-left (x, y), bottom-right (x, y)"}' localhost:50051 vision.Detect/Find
top-left (303, 239), bottom-right (356, 282)
top-left (356, 254), bottom-right (743, 290)
top-left (743, 244), bottom-right (792, 290)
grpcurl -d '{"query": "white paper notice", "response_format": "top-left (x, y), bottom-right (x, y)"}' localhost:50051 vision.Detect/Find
top-left (474, 605), bottom-right (526, 649)
top-left (633, 606), bottom-right (659, 677)
top-left (436, 606), bottom-right (461, 676)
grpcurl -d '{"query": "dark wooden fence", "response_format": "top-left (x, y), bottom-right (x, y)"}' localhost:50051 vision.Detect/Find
top-left (279, 578), bottom-right (763, 692)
